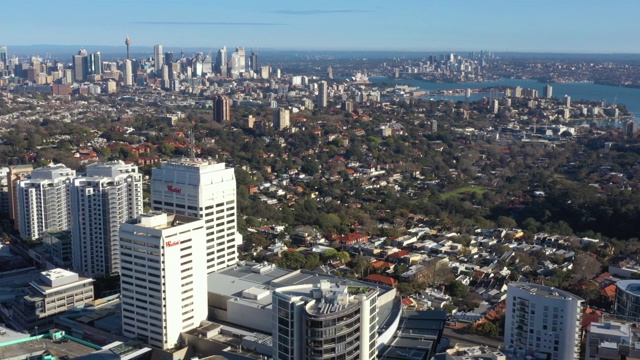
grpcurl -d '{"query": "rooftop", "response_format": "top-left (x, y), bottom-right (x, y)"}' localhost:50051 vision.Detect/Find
top-left (0, 332), bottom-right (99, 359)
top-left (132, 212), bottom-right (201, 230)
top-left (509, 282), bottom-right (584, 301)
top-left (616, 280), bottom-right (640, 295)
top-left (590, 321), bottom-right (632, 338)
top-left (380, 310), bottom-right (447, 360)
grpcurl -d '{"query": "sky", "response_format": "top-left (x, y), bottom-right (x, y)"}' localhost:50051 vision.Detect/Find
top-left (2, 0), bottom-right (640, 53)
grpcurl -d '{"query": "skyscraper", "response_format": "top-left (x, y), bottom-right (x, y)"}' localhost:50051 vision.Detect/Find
top-left (73, 49), bottom-right (88, 82)
top-left (214, 95), bottom-right (231, 122)
top-left (273, 107), bottom-right (290, 131)
top-left (249, 51), bottom-right (258, 71)
top-left (543, 84), bottom-right (553, 98)
top-left (230, 47), bottom-right (245, 77)
top-left (71, 161), bottom-right (143, 277)
top-left (17, 164), bottom-right (75, 241)
top-left (151, 158), bottom-right (241, 273)
top-left (235, 46), bottom-right (246, 72)
top-left (88, 52), bottom-right (102, 76)
top-left (123, 59), bottom-right (133, 86)
top-left (8, 165), bottom-right (33, 231)
top-left (164, 51), bottom-right (174, 65)
top-left (0, 46), bottom-right (7, 69)
top-left (327, 66), bottom-right (333, 80)
top-left (505, 282), bottom-right (583, 360)
top-left (120, 212), bottom-right (207, 350)
top-left (215, 46), bottom-right (227, 76)
top-left (318, 81), bottom-right (328, 108)
top-left (154, 44), bottom-right (164, 72)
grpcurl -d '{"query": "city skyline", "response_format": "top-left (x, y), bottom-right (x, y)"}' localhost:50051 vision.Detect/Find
top-left (2, 0), bottom-right (640, 53)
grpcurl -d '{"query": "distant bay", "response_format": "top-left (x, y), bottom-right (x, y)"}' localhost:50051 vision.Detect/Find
top-left (370, 77), bottom-right (640, 120)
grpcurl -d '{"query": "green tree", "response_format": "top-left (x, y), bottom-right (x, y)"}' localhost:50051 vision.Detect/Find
top-left (322, 249), bottom-right (338, 262)
top-left (447, 280), bottom-right (469, 298)
top-left (336, 251), bottom-right (350, 264)
top-left (304, 254), bottom-right (322, 270)
top-left (352, 255), bottom-right (371, 278)
top-left (474, 321), bottom-right (499, 337)
top-left (318, 213), bottom-right (342, 232)
top-left (244, 233), bottom-right (270, 251)
top-left (277, 251), bottom-right (306, 270)
top-left (396, 283), bottom-right (414, 296)
top-left (496, 216), bottom-right (517, 229)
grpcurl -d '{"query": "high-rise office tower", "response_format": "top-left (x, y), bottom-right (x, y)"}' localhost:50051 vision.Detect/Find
top-left (8, 165), bottom-right (33, 231)
top-left (564, 95), bottom-right (571, 108)
top-left (124, 59), bottom-right (133, 86)
top-left (273, 107), bottom-right (290, 131)
top-left (164, 51), bottom-right (174, 66)
top-left (151, 159), bottom-right (241, 273)
top-left (327, 66), bottom-right (333, 80)
top-left (229, 47), bottom-right (245, 77)
top-left (161, 64), bottom-right (170, 88)
top-left (71, 161), bottom-right (143, 277)
top-left (120, 212), bottom-right (207, 350)
top-left (505, 282), bottom-right (583, 360)
top-left (214, 95), bottom-right (231, 122)
top-left (154, 44), bottom-right (164, 72)
top-left (260, 66), bottom-right (270, 79)
top-left (318, 81), bottom-right (328, 108)
top-left (514, 86), bottom-right (523, 98)
top-left (235, 46), bottom-right (246, 72)
top-left (125, 37), bottom-right (131, 60)
top-left (543, 84), bottom-right (553, 99)
top-left (73, 49), bottom-right (88, 82)
top-left (18, 164), bottom-right (75, 241)
top-left (215, 46), bottom-right (227, 76)
top-left (88, 52), bottom-right (102, 76)
top-left (0, 46), bottom-right (7, 69)
top-left (249, 51), bottom-right (258, 71)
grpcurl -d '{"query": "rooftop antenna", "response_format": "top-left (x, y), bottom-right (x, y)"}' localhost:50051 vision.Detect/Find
top-left (189, 128), bottom-right (196, 160)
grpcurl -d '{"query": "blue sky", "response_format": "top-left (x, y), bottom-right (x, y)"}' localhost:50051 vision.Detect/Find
top-left (2, 0), bottom-right (640, 53)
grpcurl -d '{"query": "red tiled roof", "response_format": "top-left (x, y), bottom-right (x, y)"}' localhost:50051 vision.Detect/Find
top-left (363, 274), bottom-right (397, 287)
top-left (388, 250), bottom-right (410, 259)
top-left (601, 284), bottom-right (616, 298)
top-left (371, 260), bottom-right (394, 269)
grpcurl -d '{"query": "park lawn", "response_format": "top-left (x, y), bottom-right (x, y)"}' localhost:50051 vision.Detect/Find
top-left (441, 185), bottom-right (489, 199)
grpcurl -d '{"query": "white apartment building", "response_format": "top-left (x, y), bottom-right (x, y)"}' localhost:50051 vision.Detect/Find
top-left (119, 212), bottom-right (207, 350)
top-left (71, 161), bottom-right (142, 277)
top-left (151, 159), bottom-right (241, 273)
top-left (272, 280), bottom-right (379, 360)
top-left (18, 163), bottom-right (75, 240)
top-left (504, 282), bottom-right (584, 360)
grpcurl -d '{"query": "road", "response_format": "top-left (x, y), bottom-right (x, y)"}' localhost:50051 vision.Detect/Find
top-left (443, 327), bottom-right (504, 349)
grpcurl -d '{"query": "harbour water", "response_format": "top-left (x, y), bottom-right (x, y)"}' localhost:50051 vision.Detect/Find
top-left (370, 77), bottom-right (640, 122)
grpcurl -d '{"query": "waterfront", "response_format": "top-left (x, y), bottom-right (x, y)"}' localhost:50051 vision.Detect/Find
top-left (371, 77), bottom-right (640, 118)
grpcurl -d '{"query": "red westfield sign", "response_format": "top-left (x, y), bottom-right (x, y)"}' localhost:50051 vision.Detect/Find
top-left (167, 185), bottom-right (182, 193)
top-left (166, 240), bottom-right (181, 247)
